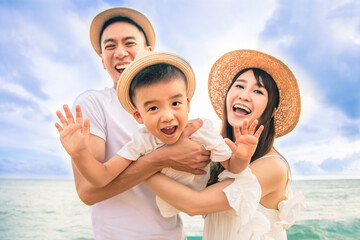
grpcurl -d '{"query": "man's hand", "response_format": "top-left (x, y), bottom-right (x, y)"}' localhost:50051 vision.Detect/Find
top-left (162, 119), bottom-right (211, 174)
top-left (55, 104), bottom-right (90, 158)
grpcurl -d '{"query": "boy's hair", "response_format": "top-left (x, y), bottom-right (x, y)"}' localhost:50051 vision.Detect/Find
top-left (129, 63), bottom-right (187, 106)
top-left (100, 16), bottom-right (149, 47)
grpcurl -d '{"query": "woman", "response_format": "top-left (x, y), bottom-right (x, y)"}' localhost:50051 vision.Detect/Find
top-left (145, 50), bottom-right (305, 239)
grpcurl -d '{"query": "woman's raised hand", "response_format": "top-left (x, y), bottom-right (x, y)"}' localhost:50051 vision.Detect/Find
top-left (225, 119), bottom-right (264, 173)
top-left (54, 104), bottom-right (90, 158)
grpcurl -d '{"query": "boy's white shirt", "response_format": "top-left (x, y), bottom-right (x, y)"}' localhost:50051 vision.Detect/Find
top-left (117, 118), bottom-right (231, 162)
top-left (117, 118), bottom-right (232, 217)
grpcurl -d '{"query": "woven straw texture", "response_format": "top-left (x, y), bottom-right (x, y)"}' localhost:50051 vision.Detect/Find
top-left (208, 49), bottom-right (301, 138)
top-left (117, 51), bottom-right (196, 114)
top-left (90, 7), bottom-right (156, 56)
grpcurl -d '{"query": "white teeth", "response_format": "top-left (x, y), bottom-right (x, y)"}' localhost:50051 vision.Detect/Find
top-left (115, 64), bottom-right (130, 70)
top-left (233, 104), bottom-right (251, 113)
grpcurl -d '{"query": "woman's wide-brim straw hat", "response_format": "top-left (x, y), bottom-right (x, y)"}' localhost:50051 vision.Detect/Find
top-left (117, 51), bottom-right (196, 114)
top-left (90, 7), bottom-right (156, 56)
top-left (208, 49), bottom-right (301, 138)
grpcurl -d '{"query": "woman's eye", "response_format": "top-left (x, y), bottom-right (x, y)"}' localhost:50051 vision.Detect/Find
top-left (235, 84), bottom-right (244, 89)
top-left (254, 89), bottom-right (264, 95)
top-left (148, 106), bottom-right (158, 112)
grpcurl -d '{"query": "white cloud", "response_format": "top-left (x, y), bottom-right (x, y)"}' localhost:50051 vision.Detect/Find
top-left (1, 0), bottom-right (359, 178)
top-left (0, 2), bottom-right (109, 158)
top-left (275, 65), bottom-right (360, 178)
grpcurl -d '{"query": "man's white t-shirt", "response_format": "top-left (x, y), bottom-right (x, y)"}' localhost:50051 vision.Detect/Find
top-left (73, 87), bottom-right (184, 240)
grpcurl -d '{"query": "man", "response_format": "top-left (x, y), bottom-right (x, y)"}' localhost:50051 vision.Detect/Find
top-left (56, 7), bottom-right (209, 240)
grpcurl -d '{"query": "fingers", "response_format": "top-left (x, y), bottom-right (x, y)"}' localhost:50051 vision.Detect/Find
top-left (83, 118), bottom-right (90, 135)
top-left (54, 122), bottom-right (63, 133)
top-left (254, 125), bottom-right (264, 138)
top-left (248, 120), bottom-right (258, 135)
top-left (56, 109), bottom-right (68, 128)
top-left (63, 104), bottom-right (75, 124)
top-left (233, 125), bottom-right (241, 141)
top-left (182, 118), bottom-right (203, 138)
top-left (75, 105), bottom-right (83, 124)
top-left (195, 159), bottom-right (211, 169)
top-left (199, 147), bottom-right (211, 157)
top-left (237, 119), bottom-right (263, 138)
top-left (224, 138), bottom-right (237, 152)
top-left (241, 119), bottom-right (249, 135)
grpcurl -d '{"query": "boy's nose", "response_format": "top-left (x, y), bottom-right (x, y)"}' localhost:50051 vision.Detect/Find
top-left (161, 111), bottom-right (174, 122)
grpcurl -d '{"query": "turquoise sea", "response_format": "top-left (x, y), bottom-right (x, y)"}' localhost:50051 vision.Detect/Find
top-left (0, 179), bottom-right (359, 240)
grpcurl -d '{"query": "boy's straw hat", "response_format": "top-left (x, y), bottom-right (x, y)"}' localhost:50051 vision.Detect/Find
top-left (90, 7), bottom-right (156, 56)
top-left (117, 51), bottom-right (196, 114)
top-left (208, 49), bottom-right (301, 138)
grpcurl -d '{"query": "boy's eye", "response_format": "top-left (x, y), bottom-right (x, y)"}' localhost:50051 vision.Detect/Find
top-left (148, 106), bottom-right (158, 112)
top-left (172, 101), bottom-right (181, 106)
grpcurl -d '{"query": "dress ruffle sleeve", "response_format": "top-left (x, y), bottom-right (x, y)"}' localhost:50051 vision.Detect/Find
top-left (219, 168), bottom-right (262, 226)
top-left (275, 187), bottom-right (306, 230)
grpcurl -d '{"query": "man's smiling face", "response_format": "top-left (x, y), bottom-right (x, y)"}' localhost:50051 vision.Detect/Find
top-left (100, 21), bottom-right (150, 88)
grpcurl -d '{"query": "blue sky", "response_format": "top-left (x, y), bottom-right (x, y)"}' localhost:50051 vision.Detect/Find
top-left (0, 0), bottom-right (359, 179)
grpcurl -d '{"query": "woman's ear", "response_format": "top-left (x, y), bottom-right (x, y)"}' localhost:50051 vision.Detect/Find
top-left (133, 110), bottom-right (144, 124)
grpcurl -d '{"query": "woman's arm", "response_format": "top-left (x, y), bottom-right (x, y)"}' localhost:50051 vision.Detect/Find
top-left (145, 173), bottom-right (234, 216)
top-left (249, 153), bottom-right (288, 209)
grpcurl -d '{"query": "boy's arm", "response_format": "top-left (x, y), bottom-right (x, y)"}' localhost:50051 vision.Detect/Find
top-left (73, 149), bottom-right (132, 188)
top-left (55, 105), bottom-right (132, 188)
top-left (73, 119), bottom-right (211, 205)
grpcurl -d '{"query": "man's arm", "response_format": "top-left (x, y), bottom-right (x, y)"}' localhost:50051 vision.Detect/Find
top-left (75, 119), bottom-right (210, 205)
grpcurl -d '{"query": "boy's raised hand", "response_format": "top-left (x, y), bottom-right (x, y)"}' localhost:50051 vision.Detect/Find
top-left (55, 105), bottom-right (90, 158)
top-left (225, 119), bottom-right (264, 172)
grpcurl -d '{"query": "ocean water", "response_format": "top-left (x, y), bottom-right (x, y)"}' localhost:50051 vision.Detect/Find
top-left (0, 179), bottom-right (359, 240)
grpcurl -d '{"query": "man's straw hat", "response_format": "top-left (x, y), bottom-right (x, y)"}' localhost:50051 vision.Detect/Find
top-left (208, 49), bottom-right (301, 138)
top-left (90, 7), bottom-right (156, 56)
top-left (117, 51), bottom-right (196, 114)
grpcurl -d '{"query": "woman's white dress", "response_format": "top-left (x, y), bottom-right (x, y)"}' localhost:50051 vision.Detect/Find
top-left (203, 156), bottom-right (305, 240)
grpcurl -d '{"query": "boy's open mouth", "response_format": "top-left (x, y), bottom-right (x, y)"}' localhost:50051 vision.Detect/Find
top-left (161, 126), bottom-right (177, 136)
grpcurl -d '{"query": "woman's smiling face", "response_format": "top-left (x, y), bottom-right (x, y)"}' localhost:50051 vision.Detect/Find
top-left (226, 69), bottom-right (269, 127)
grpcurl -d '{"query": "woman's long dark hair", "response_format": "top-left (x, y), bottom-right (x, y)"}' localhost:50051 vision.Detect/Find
top-left (208, 68), bottom-right (280, 186)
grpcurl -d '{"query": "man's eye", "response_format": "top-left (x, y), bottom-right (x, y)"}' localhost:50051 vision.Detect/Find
top-left (125, 41), bottom-right (136, 46)
top-left (105, 44), bottom-right (115, 49)
top-left (148, 106), bottom-right (158, 112)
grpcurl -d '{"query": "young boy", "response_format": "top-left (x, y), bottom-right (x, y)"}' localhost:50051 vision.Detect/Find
top-left (57, 51), bottom-right (261, 217)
